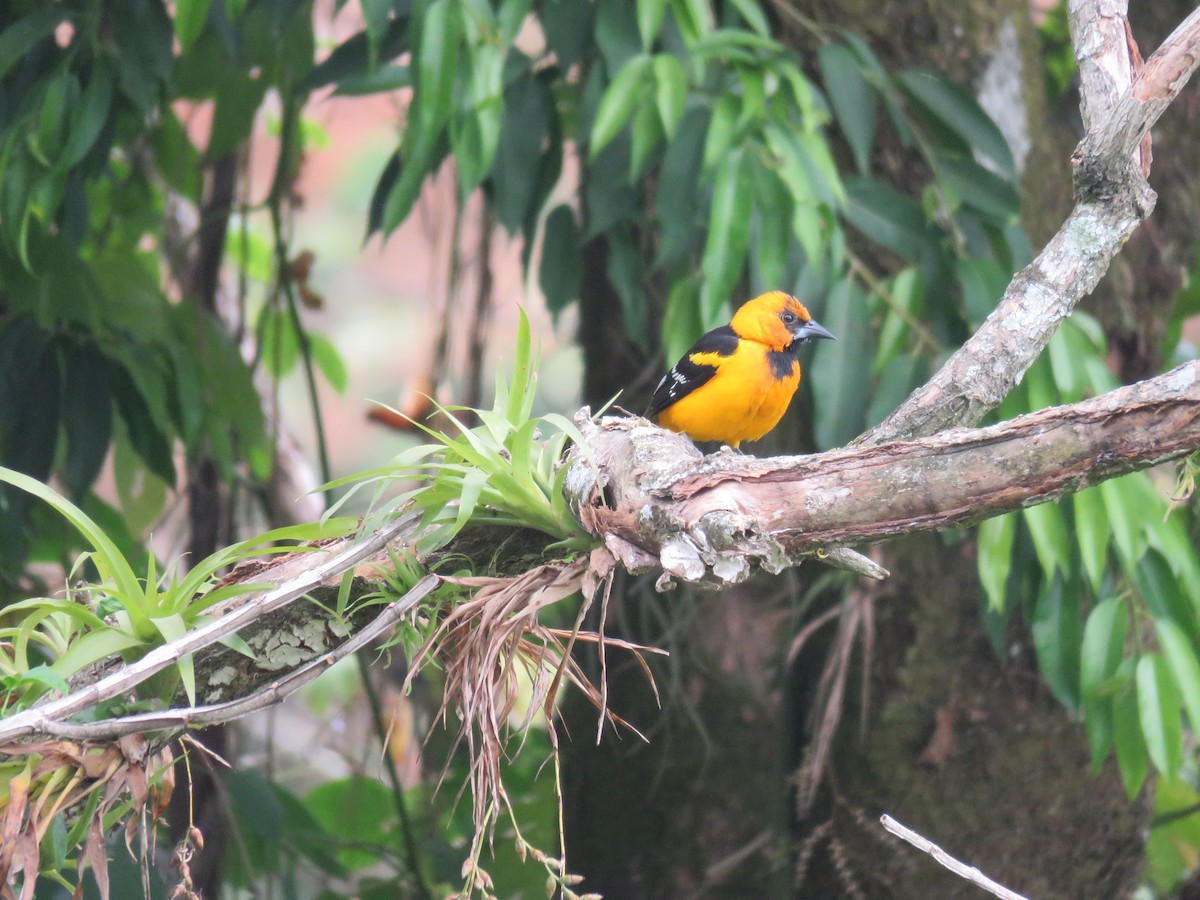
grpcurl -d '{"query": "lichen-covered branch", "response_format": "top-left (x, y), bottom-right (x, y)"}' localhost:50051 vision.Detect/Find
top-left (0, 514), bottom-right (418, 745)
top-left (864, 0), bottom-right (1200, 443)
top-left (23, 575), bottom-right (440, 742)
top-left (565, 362), bottom-right (1200, 586)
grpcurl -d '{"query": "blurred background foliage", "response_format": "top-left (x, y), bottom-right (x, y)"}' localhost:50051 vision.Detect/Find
top-left (2, 0), bottom-right (1200, 896)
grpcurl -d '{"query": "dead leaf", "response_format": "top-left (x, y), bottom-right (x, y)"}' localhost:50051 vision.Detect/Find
top-left (918, 706), bottom-right (958, 767)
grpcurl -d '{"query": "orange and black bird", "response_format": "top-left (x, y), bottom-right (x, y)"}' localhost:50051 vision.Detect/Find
top-left (647, 291), bottom-right (835, 448)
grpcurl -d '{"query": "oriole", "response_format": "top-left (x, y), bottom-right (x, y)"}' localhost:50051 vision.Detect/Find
top-left (647, 291), bottom-right (835, 448)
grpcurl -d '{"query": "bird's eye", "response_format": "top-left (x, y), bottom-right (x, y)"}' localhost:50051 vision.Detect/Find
top-left (781, 311), bottom-right (796, 324)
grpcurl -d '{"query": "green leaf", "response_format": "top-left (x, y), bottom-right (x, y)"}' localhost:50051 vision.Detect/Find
top-left (661, 276), bottom-right (704, 366)
top-left (3, 340), bottom-right (61, 485)
top-left (669, 0), bottom-right (713, 44)
top-left (539, 205), bottom-right (582, 317)
top-left (109, 355), bottom-right (176, 489)
top-left (208, 72), bottom-right (268, 160)
top-left (228, 767), bottom-right (286, 844)
top-left (152, 613), bottom-right (195, 705)
top-left (1022, 500), bottom-right (1070, 578)
top-left (540, 0), bottom-right (593, 69)
top-left (1138, 653), bottom-right (1183, 776)
top-left (956, 257), bottom-right (1009, 327)
top-left (865, 352), bottom-right (926, 431)
top-left (795, 131), bottom-right (844, 206)
top-left (843, 177), bottom-right (933, 261)
top-left (977, 512), bottom-right (1016, 612)
top-left (606, 226), bottom-right (649, 349)
top-left (175, 0), bottom-right (212, 49)
top-left (737, 65), bottom-right (765, 125)
top-left (303, 17), bottom-right (411, 92)
top-left (1112, 682), bottom-right (1147, 798)
top-left (19, 665), bottom-right (69, 696)
top-left (1148, 513), bottom-right (1200, 619)
top-left (629, 94), bottom-right (663, 178)
top-left (36, 72), bottom-right (74, 164)
top-left (0, 9), bottom-right (71, 82)
top-left (590, 55), bottom-right (653, 159)
top-left (305, 776), bottom-right (397, 871)
top-left (1024, 355), bottom-right (1057, 412)
top-left (1155, 618), bottom-right (1200, 737)
top-left (700, 149), bottom-right (752, 322)
top-left (1046, 325), bottom-right (1085, 402)
top-left (62, 61), bottom-right (114, 167)
top-left (361, 0), bottom-right (391, 68)
top-left (653, 54), bottom-right (687, 139)
top-left (1080, 596), bottom-right (1128, 767)
top-left (596, 0), bottom-right (642, 71)
top-left (749, 161), bottom-right (792, 291)
top-left (725, 0), bottom-right (769, 35)
top-left (498, 0), bottom-right (532, 43)
top-left (415, 0), bottom-right (463, 134)
top-left (111, 1), bottom-right (173, 114)
top-left (898, 70), bottom-right (1015, 176)
top-left (1073, 486), bottom-right (1109, 594)
top-left (492, 69), bottom-right (551, 234)
top-left (932, 154), bottom-right (1020, 221)
top-left (809, 279), bottom-right (872, 449)
top-left (1081, 597), bottom-right (1127, 702)
top-left (113, 434), bottom-right (169, 536)
top-left (309, 333), bottom-right (348, 394)
top-left (655, 107), bottom-right (706, 265)
top-left (505, 306), bottom-right (534, 426)
top-left (333, 64), bottom-right (411, 96)
top-left (818, 43), bottom-right (876, 174)
top-left (62, 343), bottom-right (113, 499)
top-left (1136, 549), bottom-right (1196, 635)
top-left (1147, 779), bottom-right (1200, 893)
top-left (52, 627), bottom-right (145, 681)
top-left (703, 94), bottom-right (739, 173)
top-left (584, 128), bottom-right (637, 236)
top-left (1031, 574), bottom-right (1080, 709)
top-left (636, 0), bottom-right (667, 49)
top-left (452, 28), bottom-right (504, 196)
top-left (381, 136), bottom-right (439, 236)
top-left (259, 306), bottom-right (300, 378)
top-left (874, 267), bottom-right (920, 375)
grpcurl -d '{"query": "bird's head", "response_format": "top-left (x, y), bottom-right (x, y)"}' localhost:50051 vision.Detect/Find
top-left (730, 291), bottom-right (836, 351)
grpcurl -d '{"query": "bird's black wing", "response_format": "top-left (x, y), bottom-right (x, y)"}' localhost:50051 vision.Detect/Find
top-left (646, 326), bottom-right (739, 418)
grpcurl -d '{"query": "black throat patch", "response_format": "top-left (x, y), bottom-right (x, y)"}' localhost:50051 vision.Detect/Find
top-left (768, 346), bottom-right (797, 380)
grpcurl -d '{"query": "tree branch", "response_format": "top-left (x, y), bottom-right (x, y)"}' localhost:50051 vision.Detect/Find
top-left (0, 514), bottom-right (418, 744)
top-left (864, 0), bottom-right (1200, 443)
top-left (880, 815), bottom-right (1031, 900)
top-left (12, 575), bottom-right (440, 742)
top-left (566, 362), bottom-right (1200, 585)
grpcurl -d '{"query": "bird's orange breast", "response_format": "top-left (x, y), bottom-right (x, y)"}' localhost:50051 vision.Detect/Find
top-left (654, 343), bottom-right (800, 445)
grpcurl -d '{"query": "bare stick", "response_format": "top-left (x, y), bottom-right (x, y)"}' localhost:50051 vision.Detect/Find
top-left (880, 815), bottom-right (1031, 900)
top-left (11, 574), bottom-right (441, 741)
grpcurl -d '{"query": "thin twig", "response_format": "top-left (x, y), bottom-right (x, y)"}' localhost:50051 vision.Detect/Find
top-left (13, 575), bottom-right (439, 741)
top-left (0, 513), bottom-right (420, 743)
top-left (357, 650), bottom-right (434, 900)
top-left (880, 815), bottom-right (1031, 900)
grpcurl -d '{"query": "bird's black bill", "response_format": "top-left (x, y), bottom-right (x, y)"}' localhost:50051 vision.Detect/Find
top-left (793, 319), bottom-right (836, 343)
